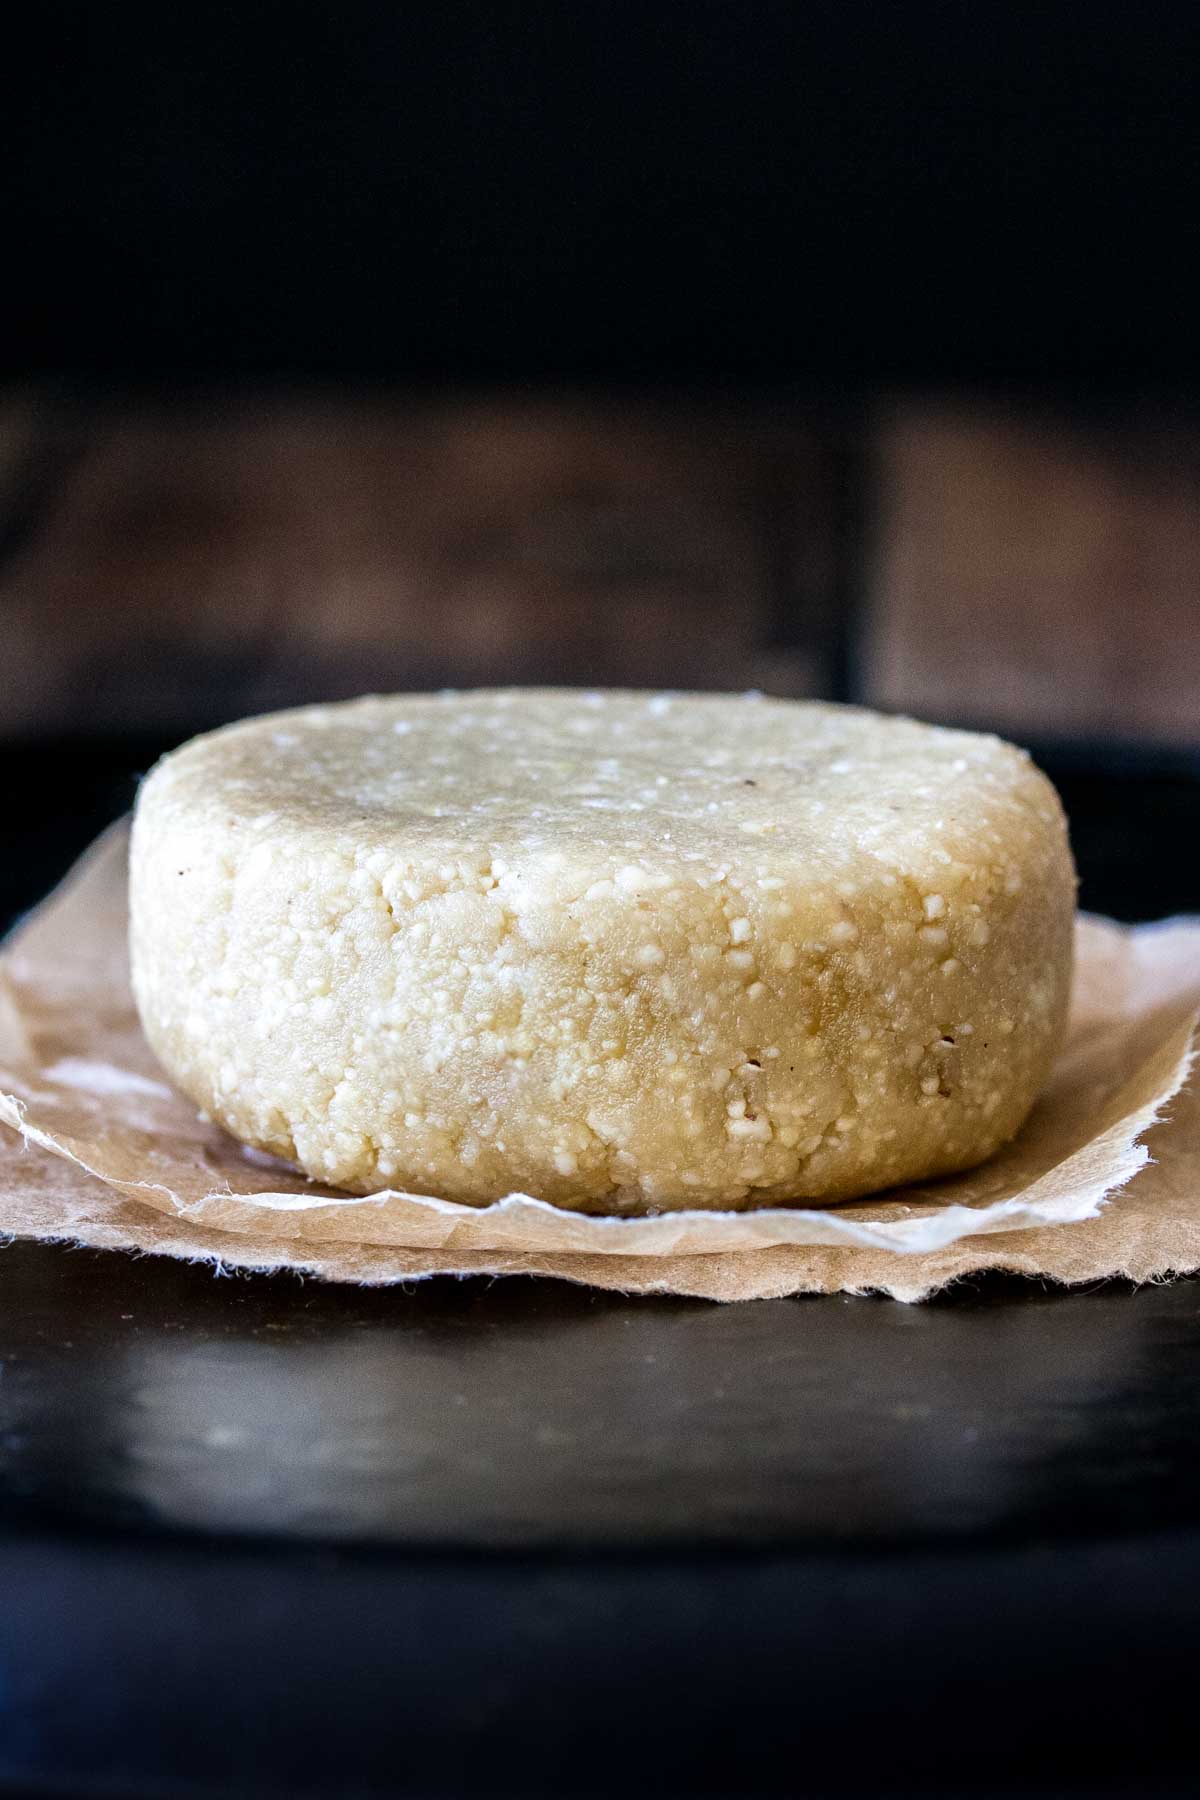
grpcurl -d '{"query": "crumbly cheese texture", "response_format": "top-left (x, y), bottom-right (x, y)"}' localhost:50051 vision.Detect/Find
top-left (129, 690), bottom-right (1075, 1213)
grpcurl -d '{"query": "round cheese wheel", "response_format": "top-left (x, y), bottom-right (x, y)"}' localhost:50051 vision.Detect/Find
top-left (130, 690), bottom-right (1075, 1213)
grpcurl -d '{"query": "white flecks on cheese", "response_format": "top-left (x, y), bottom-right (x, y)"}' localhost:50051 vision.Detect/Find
top-left (129, 688), bottom-right (1075, 1214)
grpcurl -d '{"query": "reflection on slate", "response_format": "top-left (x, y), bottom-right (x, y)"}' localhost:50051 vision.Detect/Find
top-left (3, 1237), bottom-right (1200, 1550)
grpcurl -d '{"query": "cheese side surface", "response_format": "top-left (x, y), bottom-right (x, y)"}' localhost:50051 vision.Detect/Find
top-left (129, 690), bottom-right (1075, 1213)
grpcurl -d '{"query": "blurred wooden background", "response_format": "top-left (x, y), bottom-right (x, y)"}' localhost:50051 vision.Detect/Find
top-left (1, 392), bottom-right (1196, 746)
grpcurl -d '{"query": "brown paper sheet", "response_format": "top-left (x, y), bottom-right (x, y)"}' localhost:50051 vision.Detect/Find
top-left (2, 824), bottom-right (1198, 1301)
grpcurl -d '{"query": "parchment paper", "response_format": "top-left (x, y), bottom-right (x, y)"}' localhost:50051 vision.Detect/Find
top-left (1, 824), bottom-right (1198, 1301)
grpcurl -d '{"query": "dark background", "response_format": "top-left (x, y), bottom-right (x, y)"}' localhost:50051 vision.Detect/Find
top-left (8, 4), bottom-right (1200, 387)
top-left (5, 7), bottom-right (1199, 789)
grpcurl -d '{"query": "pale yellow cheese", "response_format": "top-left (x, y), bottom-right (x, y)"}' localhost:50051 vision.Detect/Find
top-left (129, 690), bottom-right (1075, 1212)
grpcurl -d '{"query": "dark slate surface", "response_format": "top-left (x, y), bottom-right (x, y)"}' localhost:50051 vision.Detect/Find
top-left (5, 1243), bottom-right (1200, 1555)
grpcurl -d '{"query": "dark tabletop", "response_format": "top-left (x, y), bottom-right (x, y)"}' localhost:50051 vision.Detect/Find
top-left (3, 741), bottom-right (1200, 1800)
